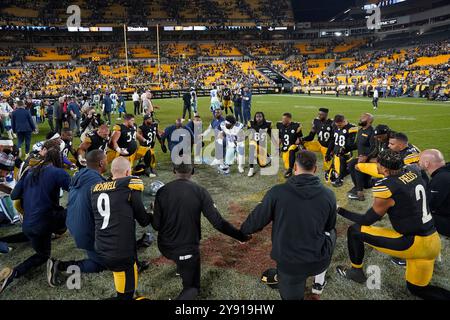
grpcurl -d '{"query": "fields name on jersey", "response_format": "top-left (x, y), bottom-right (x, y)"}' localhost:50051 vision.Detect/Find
top-left (399, 172), bottom-right (418, 184)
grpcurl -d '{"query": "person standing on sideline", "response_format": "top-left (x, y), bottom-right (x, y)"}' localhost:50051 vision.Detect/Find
top-left (102, 93), bottom-right (112, 125)
top-left (182, 90), bottom-right (192, 121)
top-left (373, 87), bottom-right (379, 109)
top-left (242, 86), bottom-right (252, 124)
top-left (240, 151), bottom-right (337, 300)
top-left (68, 97), bottom-right (81, 136)
top-left (151, 162), bottom-right (250, 300)
top-left (190, 87), bottom-right (198, 115)
top-left (11, 100), bottom-right (36, 156)
top-left (132, 90), bottom-right (140, 116)
top-left (233, 88), bottom-right (243, 123)
top-left (54, 97), bottom-right (63, 134)
top-left (419, 149), bottom-right (450, 237)
top-left (44, 99), bottom-right (55, 133)
top-left (46, 150), bottom-right (108, 286)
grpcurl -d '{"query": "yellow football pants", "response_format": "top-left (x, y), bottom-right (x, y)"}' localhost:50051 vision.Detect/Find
top-left (304, 141), bottom-right (331, 171)
top-left (282, 145), bottom-right (299, 170)
top-left (356, 162), bottom-right (384, 179)
top-left (113, 263), bottom-right (138, 295)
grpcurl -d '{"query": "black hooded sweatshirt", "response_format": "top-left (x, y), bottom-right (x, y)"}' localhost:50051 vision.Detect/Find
top-left (428, 163), bottom-right (450, 217)
top-left (241, 174), bottom-right (336, 274)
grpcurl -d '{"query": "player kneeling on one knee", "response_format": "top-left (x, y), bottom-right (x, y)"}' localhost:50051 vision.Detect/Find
top-left (337, 149), bottom-right (450, 300)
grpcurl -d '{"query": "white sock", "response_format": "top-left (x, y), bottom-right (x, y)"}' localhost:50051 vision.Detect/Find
top-left (314, 270), bottom-right (327, 285)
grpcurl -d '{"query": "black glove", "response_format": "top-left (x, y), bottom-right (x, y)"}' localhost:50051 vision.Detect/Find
top-left (161, 144), bottom-right (167, 153)
top-left (325, 154), bottom-right (332, 162)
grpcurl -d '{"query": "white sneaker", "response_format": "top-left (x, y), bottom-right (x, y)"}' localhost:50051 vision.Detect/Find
top-left (312, 281), bottom-right (327, 295)
top-left (247, 168), bottom-right (255, 177)
top-left (210, 159), bottom-right (222, 166)
top-left (238, 165), bottom-right (244, 174)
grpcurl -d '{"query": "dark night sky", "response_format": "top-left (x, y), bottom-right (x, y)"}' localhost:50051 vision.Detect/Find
top-left (291, 0), bottom-right (359, 22)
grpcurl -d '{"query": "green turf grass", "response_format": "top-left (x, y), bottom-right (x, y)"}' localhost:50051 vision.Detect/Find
top-left (1, 94), bottom-right (449, 300)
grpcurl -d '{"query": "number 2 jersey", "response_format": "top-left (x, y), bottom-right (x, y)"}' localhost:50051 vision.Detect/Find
top-left (373, 168), bottom-right (435, 236)
top-left (276, 121), bottom-right (303, 152)
top-left (91, 176), bottom-right (150, 266)
top-left (111, 124), bottom-right (138, 155)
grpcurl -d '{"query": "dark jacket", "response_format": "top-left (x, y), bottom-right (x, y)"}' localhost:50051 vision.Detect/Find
top-left (11, 164), bottom-right (70, 228)
top-left (66, 168), bottom-right (106, 251)
top-left (241, 174), bottom-right (336, 274)
top-left (152, 178), bottom-right (246, 258)
top-left (428, 163), bottom-right (450, 217)
top-left (11, 107), bottom-right (36, 133)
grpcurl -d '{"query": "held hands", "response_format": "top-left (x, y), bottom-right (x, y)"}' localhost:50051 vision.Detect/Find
top-left (239, 234), bottom-right (252, 244)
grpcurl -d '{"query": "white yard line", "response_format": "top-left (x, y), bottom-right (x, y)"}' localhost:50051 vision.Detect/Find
top-left (265, 94), bottom-right (447, 107)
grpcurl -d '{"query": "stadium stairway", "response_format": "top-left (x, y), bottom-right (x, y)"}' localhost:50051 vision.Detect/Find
top-left (256, 66), bottom-right (293, 87)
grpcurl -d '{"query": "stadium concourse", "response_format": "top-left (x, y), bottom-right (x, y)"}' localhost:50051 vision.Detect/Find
top-left (0, 0), bottom-right (449, 304)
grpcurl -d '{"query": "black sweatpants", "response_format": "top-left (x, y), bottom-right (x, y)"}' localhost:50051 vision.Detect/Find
top-left (165, 250), bottom-right (201, 300)
top-left (134, 101), bottom-right (140, 115)
top-left (182, 104), bottom-right (192, 120)
top-left (348, 159), bottom-right (372, 192)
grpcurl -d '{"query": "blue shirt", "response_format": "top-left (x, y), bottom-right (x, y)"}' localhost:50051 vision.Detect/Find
top-left (103, 96), bottom-right (112, 113)
top-left (11, 107), bottom-right (36, 133)
top-left (68, 102), bottom-right (81, 117)
top-left (11, 165), bottom-right (70, 227)
top-left (242, 91), bottom-right (252, 108)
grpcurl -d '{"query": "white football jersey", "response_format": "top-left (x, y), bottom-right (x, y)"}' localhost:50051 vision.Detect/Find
top-left (220, 122), bottom-right (244, 145)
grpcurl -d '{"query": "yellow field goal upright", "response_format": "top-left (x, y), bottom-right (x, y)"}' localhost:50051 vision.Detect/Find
top-left (122, 24), bottom-right (162, 89)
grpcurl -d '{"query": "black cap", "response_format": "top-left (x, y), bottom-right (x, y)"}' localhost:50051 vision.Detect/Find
top-left (319, 108), bottom-right (329, 113)
top-left (374, 124), bottom-right (389, 136)
top-left (143, 114), bottom-right (153, 121)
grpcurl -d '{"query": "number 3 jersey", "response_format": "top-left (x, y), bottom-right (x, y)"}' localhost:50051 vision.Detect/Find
top-left (372, 168), bottom-right (435, 236)
top-left (91, 176), bottom-right (150, 264)
top-left (276, 121), bottom-right (303, 152)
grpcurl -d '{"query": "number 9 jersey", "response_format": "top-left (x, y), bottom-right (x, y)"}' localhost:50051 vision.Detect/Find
top-left (91, 176), bottom-right (148, 267)
top-left (372, 167), bottom-right (436, 236)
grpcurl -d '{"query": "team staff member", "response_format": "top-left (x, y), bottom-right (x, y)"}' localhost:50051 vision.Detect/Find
top-left (77, 124), bottom-right (110, 167)
top-left (240, 151), bottom-right (337, 300)
top-left (302, 108), bottom-right (334, 171)
top-left (91, 157), bottom-right (151, 300)
top-left (151, 163), bottom-right (249, 300)
top-left (419, 149), bottom-right (450, 237)
top-left (354, 124), bottom-right (390, 179)
top-left (347, 113), bottom-right (375, 201)
top-left (277, 113), bottom-right (303, 178)
top-left (0, 148), bottom-right (70, 295)
top-left (336, 150), bottom-right (450, 300)
top-left (325, 114), bottom-right (358, 187)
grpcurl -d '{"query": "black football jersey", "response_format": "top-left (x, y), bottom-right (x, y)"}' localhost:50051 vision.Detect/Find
top-left (399, 144), bottom-right (420, 165)
top-left (92, 176), bottom-right (144, 261)
top-left (276, 121), bottom-right (302, 152)
top-left (139, 123), bottom-right (159, 148)
top-left (248, 120), bottom-right (272, 145)
top-left (312, 118), bottom-right (334, 147)
top-left (112, 124), bottom-right (137, 155)
top-left (222, 88), bottom-right (232, 100)
top-left (330, 123), bottom-right (358, 154)
top-left (85, 130), bottom-right (109, 152)
top-left (62, 139), bottom-right (74, 158)
top-left (373, 168), bottom-right (435, 236)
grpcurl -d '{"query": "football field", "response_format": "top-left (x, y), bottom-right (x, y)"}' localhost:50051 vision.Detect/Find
top-left (1, 94), bottom-right (449, 300)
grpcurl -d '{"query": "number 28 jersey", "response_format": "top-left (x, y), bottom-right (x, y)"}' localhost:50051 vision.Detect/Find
top-left (92, 176), bottom-right (144, 262)
top-left (373, 168), bottom-right (435, 236)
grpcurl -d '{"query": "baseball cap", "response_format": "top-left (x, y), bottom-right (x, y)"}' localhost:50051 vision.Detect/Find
top-left (374, 124), bottom-right (390, 136)
top-left (144, 114), bottom-right (153, 121)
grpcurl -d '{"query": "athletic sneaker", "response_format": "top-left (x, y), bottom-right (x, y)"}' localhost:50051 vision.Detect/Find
top-left (137, 260), bottom-right (150, 273)
top-left (238, 165), bottom-right (244, 174)
top-left (47, 258), bottom-right (62, 288)
top-left (348, 191), bottom-right (365, 201)
top-left (391, 257), bottom-right (406, 267)
top-left (0, 267), bottom-right (15, 294)
top-left (347, 187), bottom-right (357, 195)
top-left (247, 168), bottom-right (255, 177)
top-left (137, 234), bottom-right (153, 249)
top-left (336, 265), bottom-right (367, 284)
top-left (332, 178), bottom-right (344, 187)
top-left (284, 168), bottom-right (293, 178)
top-left (311, 280), bottom-right (327, 295)
top-left (144, 168), bottom-right (156, 178)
